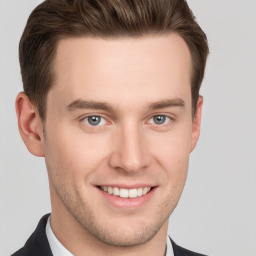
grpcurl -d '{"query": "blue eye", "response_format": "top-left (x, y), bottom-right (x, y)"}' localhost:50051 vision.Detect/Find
top-left (149, 115), bottom-right (171, 125)
top-left (83, 116), bottom-right (107, 126)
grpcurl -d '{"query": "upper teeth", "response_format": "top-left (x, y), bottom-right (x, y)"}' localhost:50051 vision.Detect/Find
top-left (100, 186), bottom-right (151, 198)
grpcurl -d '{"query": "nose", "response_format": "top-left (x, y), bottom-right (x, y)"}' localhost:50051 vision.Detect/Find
top-left (109, 124), bottom-right (150, 173)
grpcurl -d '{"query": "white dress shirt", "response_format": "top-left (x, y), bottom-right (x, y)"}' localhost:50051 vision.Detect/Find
top-left (46, 216), bottom-right (174, 256)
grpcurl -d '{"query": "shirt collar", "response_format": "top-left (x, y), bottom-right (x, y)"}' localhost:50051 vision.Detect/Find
top-left (46, 216), bottom-right (74, 256)
top-left (46, 216), bottom-right (174, 256)
top-left (166, 235), bottom-right (174, 256)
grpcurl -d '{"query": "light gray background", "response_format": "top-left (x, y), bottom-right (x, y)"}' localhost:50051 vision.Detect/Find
top-left (1, 1), bottom-right (255, 255)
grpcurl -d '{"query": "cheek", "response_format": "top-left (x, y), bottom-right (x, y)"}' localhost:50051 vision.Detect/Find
top-left (158, 135), bottom-right (191, 205)
top-left (148, 123), bottom-right (192, 189)
top-left (150, 126), bottom-right (192, 168)
top-left (160, 143), bottom-right (190, 190)
top-left (44, 124), bottom-right (110, 183)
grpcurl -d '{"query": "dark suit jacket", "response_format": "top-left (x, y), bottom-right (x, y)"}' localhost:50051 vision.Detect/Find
top-left (11, 214), bottom-right (206, 256)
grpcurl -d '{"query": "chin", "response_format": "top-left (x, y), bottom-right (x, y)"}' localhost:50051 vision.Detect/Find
top-left (90, 223), bottom-right (161, 247)
top-left (76, 211), bottom-right (170, 248)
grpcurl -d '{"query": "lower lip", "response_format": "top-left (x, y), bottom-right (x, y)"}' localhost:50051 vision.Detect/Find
top-left (97, 187), bottom-right (156, 209)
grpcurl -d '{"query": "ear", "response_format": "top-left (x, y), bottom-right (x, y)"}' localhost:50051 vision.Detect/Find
top-left (190, 96), bottom-right (203, 152)
top-left (15, 92), bottom-right (45, 157)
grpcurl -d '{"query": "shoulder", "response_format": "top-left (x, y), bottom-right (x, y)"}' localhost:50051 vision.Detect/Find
top-left (11, 214), bottom-right (53, 256)
top-left (170, 237), bottom-right (207, 256)
top-left (11, 248), bottom-right (25, 256)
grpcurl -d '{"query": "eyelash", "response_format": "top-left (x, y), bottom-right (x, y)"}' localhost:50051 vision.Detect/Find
top-left (80, 114), bottom-right (173, 128)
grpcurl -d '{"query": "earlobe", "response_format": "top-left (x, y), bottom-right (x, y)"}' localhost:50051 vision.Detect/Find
top-left (190, 96), bottom-right (203, 152)
top-left (15, 92), bottom-right (45, 157)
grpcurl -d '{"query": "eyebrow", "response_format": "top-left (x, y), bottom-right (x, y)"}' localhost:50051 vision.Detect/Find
top-left (148, 98), bottom-right (185, 110)
top-left (67, 100), bottom-right (114, 112)
top-left (66, 98), bottom-right (185, 112)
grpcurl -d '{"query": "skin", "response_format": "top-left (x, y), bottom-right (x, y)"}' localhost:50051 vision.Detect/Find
top-left (16, 33), bottom-right (203, 256)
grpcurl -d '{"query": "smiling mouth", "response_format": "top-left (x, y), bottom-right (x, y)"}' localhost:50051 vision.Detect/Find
top-left (99, 186), bottom-right (153, 198)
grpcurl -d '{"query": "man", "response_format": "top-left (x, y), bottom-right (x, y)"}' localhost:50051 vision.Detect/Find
top-left (12, 0), bottom-right (209, 255)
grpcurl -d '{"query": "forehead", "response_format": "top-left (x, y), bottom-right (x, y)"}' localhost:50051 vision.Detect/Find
top-left (51, 33), bottom-right (192, 107)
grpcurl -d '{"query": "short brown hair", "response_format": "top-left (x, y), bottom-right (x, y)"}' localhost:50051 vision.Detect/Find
top-left (19, 0), bottom-right (209, 120)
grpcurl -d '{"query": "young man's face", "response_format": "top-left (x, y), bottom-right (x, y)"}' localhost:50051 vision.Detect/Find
top-left (29, 34), bottom-right (202, 247)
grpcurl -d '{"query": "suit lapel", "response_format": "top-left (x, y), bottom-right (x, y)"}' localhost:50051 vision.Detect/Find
top-left (21, 214), bottom-right (53, 256)
top-left (170, 236), bottom-right (206, 256)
